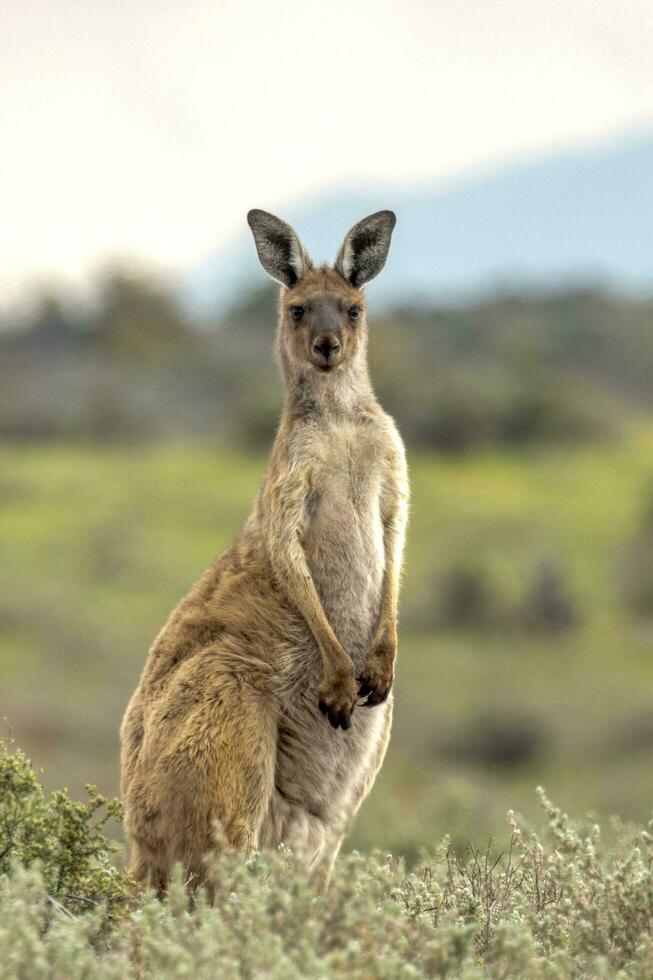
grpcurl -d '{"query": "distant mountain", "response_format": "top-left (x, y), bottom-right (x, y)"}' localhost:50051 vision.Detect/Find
top-left (185, 130), bottom-right (653, 312)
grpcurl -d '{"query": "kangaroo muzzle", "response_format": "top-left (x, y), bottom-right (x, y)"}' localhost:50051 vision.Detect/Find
top-left (310, 333), bottom-right (342, 370)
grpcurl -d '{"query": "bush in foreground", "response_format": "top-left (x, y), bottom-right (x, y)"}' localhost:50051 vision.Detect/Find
top-left (0, 737), bottom-right (128, 928)
top-left (2, 740), bottom-right (653, 978)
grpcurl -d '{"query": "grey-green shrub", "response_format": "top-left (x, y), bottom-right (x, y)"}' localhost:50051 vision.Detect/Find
top-left (3, 742), bottom-right (653, 978)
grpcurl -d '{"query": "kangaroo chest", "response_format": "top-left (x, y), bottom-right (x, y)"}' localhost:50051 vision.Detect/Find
top-left (301, 421), bottom-right (386, 658)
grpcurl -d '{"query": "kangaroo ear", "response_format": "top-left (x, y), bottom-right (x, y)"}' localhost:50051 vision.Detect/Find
top-left (335, 210), bottom-right (396, 288)
top-left (247, 209), bottom-right (312, 288)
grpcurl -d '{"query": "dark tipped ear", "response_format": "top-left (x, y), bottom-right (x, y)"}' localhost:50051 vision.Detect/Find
top-left (247, 209), bottom-right (312, 288)
top-left (335, 210), bottom-right (396, 288)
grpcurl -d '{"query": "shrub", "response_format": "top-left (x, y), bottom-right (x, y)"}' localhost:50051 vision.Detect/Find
top-left (437, 561), bottom-right (505, 630)
top-left (620, 480), bottom-right (653, 618)
top-left (444, 710), bottom-right (550, 769)
top-left (0, 737), bottom-right (130, 927)
top-left (424, 554), bottom-right (580, 635)
top-left (3, 743), bottom-right (653, 977)
top-left (518, 554), bottom-right (580, 633)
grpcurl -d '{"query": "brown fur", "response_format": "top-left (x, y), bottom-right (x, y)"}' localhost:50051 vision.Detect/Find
top-left (120, 214), bottom-right (408, 890)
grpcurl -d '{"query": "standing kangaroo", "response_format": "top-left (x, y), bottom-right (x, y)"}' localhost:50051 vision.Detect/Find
top-left (120, 209), bottom-right (408, 890)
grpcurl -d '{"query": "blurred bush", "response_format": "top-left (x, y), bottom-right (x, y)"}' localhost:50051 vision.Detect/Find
top-left (436, 561), bottom-right (505, 630)
top-left (0, 272), bottom-right (650, 450)
top-left (408, 553), bottom-right (579, 634)
top-left (619, 480), bottom-right (653, 618)
top-left (518, 553), bottom-right (580, 633)
top-left (444, 709), bottom-right (550, 769)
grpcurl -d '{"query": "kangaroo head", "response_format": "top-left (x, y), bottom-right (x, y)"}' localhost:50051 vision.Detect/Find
top-left (247, 209), bottom-right (395, 376)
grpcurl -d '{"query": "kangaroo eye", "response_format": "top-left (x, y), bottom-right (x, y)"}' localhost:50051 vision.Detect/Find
top-left (290, 305), bottom-right (305, 322)
top-left (348, 306), bottom-right (361, 321)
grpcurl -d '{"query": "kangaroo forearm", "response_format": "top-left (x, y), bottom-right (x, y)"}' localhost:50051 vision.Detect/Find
top-left (270, 548), bottom-right (352, 677)
top-left (357, 530), bottom-right (401, 707)
top-left (377, 578), bottom-right (399, 640)
top-left (293, 574), bottom-right (352, 674)
top-left (375, 508), bottom-right (406, 639)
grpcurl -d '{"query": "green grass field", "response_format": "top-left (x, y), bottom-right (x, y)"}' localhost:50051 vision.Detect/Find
top-left (2, 427), bottom-right (653, 857)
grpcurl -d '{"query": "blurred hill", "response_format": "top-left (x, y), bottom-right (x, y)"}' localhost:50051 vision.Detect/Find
top-left (1, 271), bottom-right (652, 451)
top-left (187, 129), bottom-right (653, 311)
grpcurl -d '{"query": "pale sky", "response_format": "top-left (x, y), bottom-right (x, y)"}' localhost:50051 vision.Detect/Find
top-left (1, 0), bottom-right (652, 305)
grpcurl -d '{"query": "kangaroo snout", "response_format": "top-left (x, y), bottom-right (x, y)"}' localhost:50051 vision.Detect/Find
top-left (311, 334), bottom-right (342, 369)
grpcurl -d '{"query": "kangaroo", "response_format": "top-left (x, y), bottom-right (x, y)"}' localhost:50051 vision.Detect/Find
top-left (120, 209), bottom-right (408, 890)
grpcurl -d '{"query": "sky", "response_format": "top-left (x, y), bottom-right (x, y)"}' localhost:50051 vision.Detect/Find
top-left (1, 0), bottom-right (652, 306)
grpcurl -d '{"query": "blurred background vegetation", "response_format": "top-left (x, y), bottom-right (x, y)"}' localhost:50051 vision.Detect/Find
top-left (1, 268), bottom-right (653, 859)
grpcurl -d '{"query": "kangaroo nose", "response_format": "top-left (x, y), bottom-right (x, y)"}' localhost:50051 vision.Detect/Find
top-left (312, 335), bottom-right (341, 358)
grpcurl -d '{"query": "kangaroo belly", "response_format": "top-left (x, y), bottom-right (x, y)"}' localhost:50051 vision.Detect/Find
top-left (267, 689), bottom-right (392, 854)
top-left (303, 491), bottom-right (385, 661)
